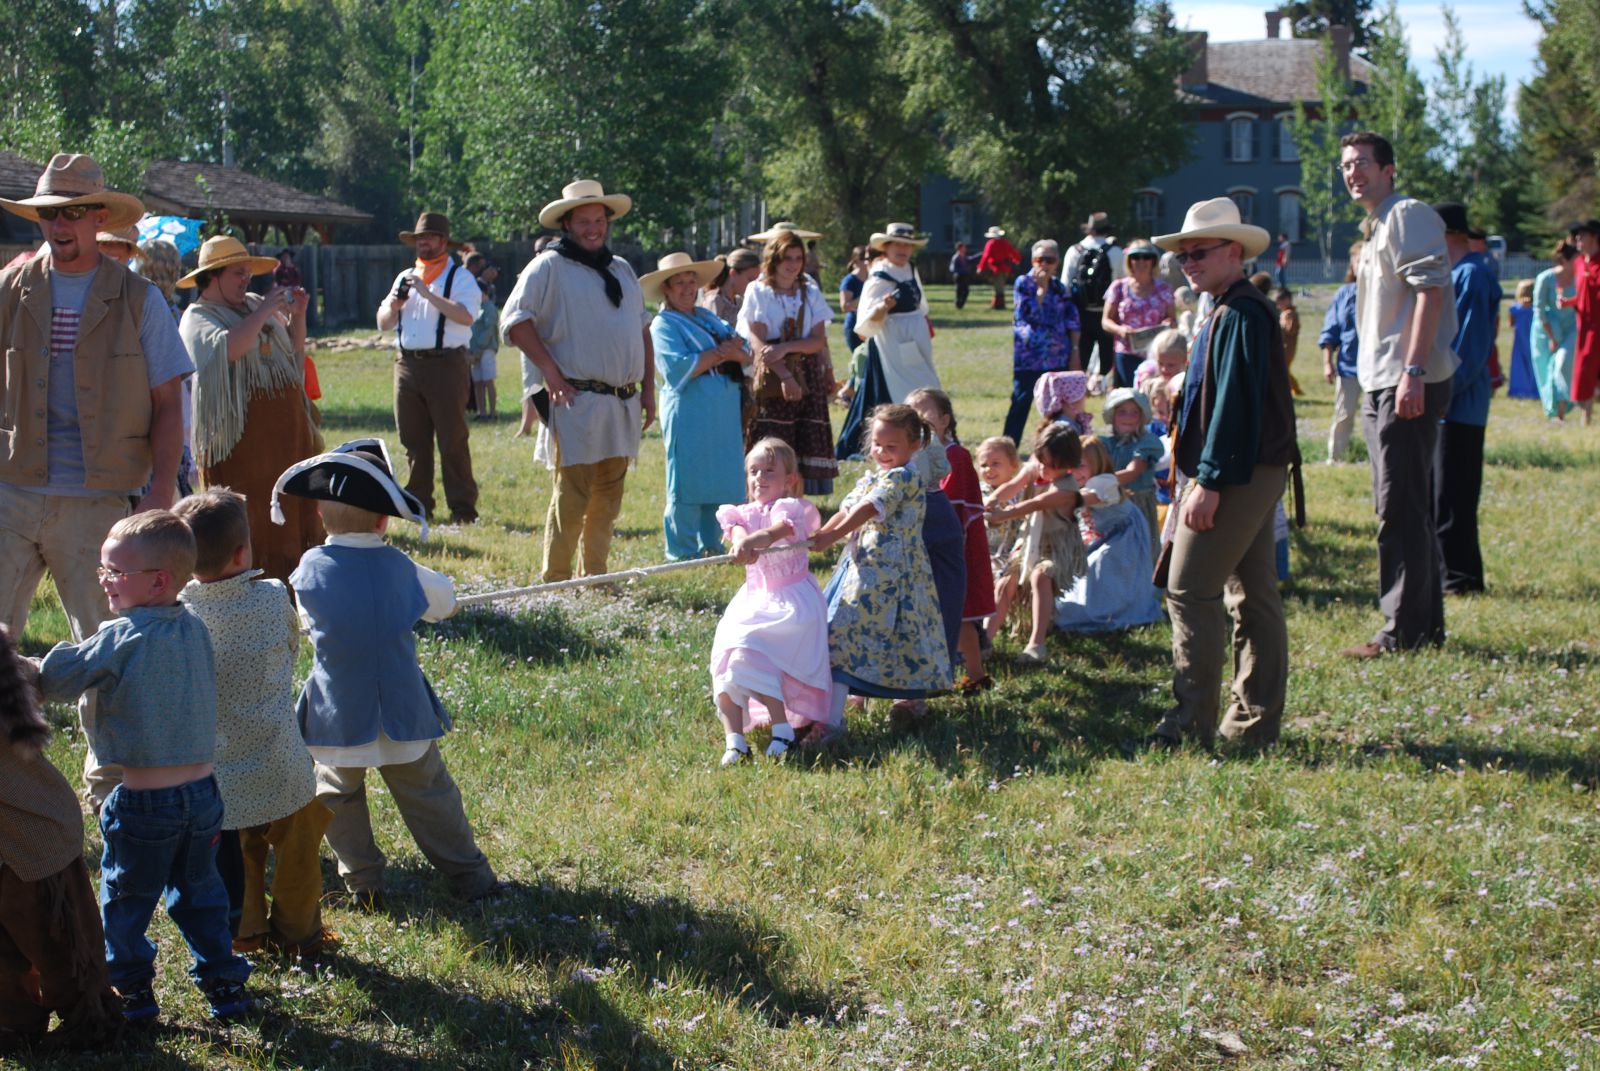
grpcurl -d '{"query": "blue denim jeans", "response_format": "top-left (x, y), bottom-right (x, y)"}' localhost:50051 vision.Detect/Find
top-left (97, 777), bottom-right (251, 990)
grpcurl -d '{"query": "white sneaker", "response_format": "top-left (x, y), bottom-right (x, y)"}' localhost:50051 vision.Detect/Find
top-left (720, 744), bottom-right (751, 767)
top-left (1015, 643), bottom-right (1049, 666)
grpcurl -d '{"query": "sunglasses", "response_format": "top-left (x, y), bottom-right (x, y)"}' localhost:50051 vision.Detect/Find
top-left (1173, 242), bottom-right (1232, 266)
top-left (1035, 256), bottom-right (1059, 264)
top-left (34, 204), bottom-right (104, 222)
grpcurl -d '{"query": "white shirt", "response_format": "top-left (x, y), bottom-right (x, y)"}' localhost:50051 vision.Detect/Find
top-left (855, 262), bottom-right (927, 340)
top-left (736, 278), bottom-right (834, 347)
top-left (386, 259), bottom-right (482, 352)
top-left (1354, 194), bottom-right (1459, 391)
top-left (1063, 236), bottom-right (1128, 293)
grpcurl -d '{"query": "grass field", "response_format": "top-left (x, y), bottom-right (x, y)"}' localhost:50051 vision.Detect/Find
top-left (16, 281), bottom-right (1600, 1070)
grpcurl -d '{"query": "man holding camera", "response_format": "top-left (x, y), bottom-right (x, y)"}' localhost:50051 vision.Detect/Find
top-left (376, 211), bottom-right (481, 524)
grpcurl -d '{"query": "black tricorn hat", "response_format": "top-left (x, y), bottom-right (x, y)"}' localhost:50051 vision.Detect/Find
top-left (271, 438), bottom-right (429, 538)
top-left (1431, 201), bottom-right (1471, 235)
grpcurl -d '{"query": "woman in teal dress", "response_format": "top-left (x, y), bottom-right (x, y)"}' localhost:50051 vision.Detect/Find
top-left (1532, 244), bottom-right (1579, 420)
top-left (644, 252), bottom-right (751, 559)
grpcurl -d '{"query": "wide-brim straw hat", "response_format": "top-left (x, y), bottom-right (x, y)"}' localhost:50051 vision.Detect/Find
top-left (1154, 197), bottom-right (1270, 260)
top-left (539, 179), bottom-right (632, 230)
top-left (639, 251), bottom-right (723, 304)
top-left (747, 221), bottom-right (822, 243)
top-left (0, 153), bottom-right (145, 230)
top-left (398, 211), bottom-right (465, 250)
top-left (95, 225), bottom-right (140, 250)
top-left (868, 222), bottom-right (928, 251)
top-left (177, 235), bottom-right (279, 288)
top-left (984, 226), bottom-right (1006, 239)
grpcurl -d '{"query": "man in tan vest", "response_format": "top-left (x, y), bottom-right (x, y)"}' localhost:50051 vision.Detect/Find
top-left (0, 153), bottom-right (192, 804)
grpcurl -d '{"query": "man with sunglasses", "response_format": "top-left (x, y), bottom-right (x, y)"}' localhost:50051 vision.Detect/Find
top-left (0, 153), bottom-right (192, 805)
top-left (1337, 131), bottom-right (1458, 658)
top-left (1144, 197), bottom-right (1296, 752)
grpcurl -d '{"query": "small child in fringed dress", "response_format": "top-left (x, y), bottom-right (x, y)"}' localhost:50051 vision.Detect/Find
top-left (0, 624), bottom-right (121, 1053)
top-left (173, 488), bottom-right (335, 956)
top-left (976, 436), bottom-right (1033, 643)
top-left (1099, 387), bottom-right (1165, 564)
top-left (813, 404), bottom-right (952, 722)
top-left (983, 423), bottom-right (1087, 667)
top-left (711, 438), bottom-right (837, 765)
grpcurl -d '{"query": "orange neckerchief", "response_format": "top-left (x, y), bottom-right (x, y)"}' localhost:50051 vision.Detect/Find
top-left (414, 254), bottom-right (449, 286)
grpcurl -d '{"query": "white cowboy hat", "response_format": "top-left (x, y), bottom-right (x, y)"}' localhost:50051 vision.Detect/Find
top-left (1153, 197), bottom-right (1271, 259)
top-left (639, 251), bottom-right (723, 304)
top-left (868, 222), bottom-right (928, 251)
top-left (0, 153), bottom-right (145, 230)
top-left (538, 179), bottom-right (633, 230)
top-left (746, 221), bottom-right (822, 243)
top-left (984, 226), bottom-right (1006, 239)
top-left (177, 235), bottom-right (279, 288)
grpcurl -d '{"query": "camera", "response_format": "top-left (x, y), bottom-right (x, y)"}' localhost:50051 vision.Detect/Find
top-left (395, 274), bottom-right (413, 302)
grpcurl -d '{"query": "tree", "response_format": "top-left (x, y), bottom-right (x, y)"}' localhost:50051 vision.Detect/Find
top-left (1520, 0), bottom-right (1600, 229)
top-left (1280, 0), bottom-right (1377, 50)
top-left (1361, 0), bottom-right (1444, 200)
top-left (889, 0), bottom-right (1191, 239)
top-left (1288, 41), bottom-right (1361, 268)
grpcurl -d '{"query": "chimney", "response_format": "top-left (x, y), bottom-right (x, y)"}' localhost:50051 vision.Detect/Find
top-left (1180, 30), bottom-right (1209, 86)
top-left (1266, 9), bottom-right (1283, 39)
top-left (1329, 25), bottom-right (1352, 79)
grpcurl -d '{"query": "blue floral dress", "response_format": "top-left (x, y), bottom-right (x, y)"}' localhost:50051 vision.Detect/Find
top-left (824, 464), bottom-right (952, 697)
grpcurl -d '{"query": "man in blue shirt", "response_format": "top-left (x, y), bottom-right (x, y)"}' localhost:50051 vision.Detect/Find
top-left (1432, 202), bottom-right (1501, 595)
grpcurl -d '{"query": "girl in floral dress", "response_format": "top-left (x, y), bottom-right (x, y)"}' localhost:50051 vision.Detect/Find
top-left (711, 439), bottom-right (836, 764)
top-left (813, 405), bottom-right (952, 722)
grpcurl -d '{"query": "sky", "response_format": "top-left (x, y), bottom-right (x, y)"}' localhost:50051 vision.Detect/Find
top-left (1168, 1), bottom-right (1543, 115)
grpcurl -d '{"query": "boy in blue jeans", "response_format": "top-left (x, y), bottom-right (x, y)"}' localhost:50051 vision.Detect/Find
top-left (34, 510), bottom-right (253, 1022)
top-left (272, 439), bottom-right (499, 907)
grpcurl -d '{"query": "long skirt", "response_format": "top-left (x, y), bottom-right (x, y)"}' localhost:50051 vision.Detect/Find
top-left (202, 386), bottom-right (325, 583)
top-left (748, 350), bottom-right (838, 495)
top-left (835, 340), bottom-right (894, 460)
top-left (924, 489), bottom-right (967, 668)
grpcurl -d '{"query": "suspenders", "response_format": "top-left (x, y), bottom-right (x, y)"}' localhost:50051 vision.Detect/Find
top-left (434, 262), bottom-right (459, 349)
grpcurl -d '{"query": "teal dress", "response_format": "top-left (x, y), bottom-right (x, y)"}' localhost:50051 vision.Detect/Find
top-left (651, 307), bottom-right (747, 559)
top-left (1531, 268), bottom-right (1577, 419)
top-left (824, 464), bottom-right (952, 697)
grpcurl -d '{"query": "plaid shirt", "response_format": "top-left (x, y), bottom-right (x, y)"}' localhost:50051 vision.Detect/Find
top-left (0, 745), bottom-right (84, 882)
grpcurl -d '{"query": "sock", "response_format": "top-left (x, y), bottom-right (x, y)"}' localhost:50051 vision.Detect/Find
top-left (771, 723), bottom-right (796, 744)
top-left (725, 732), bottom-right (748, 753)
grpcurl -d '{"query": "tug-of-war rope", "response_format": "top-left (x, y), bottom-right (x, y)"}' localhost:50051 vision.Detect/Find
top-left (454, 540), bottom-right (817, 608)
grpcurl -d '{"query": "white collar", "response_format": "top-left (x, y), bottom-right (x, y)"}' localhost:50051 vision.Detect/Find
top-left (325, 532), bottom-right (387, 549)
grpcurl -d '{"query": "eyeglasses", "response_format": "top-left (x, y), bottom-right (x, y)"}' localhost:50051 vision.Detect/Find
top-left (1339, 157), bottom-right (1376, 174)
top-left (34, 204), bottom-right (104, 222)
top-left (97, 565), bottom-right (158, 582)
top-left (1173, 243), bottom-right (1233, 266)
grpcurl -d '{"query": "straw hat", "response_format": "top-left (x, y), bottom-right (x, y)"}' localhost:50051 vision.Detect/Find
top-left (868, 222), bottom-right (928, 251)
top-left (984, 226), bottom-right (1006, 239)
top-left (538, 179), bottom-right (633, 230)
top-left (639, 251), bottom-right (723, 304)
top-left (1153, 198), bottom-right (1270, 259)
top-left (0, 153), bottom-right (145, 230)
top-left (177, 235), bottom-right (279, 288)
top-left (95, 225), bottom-right (140, 251)
top-left (746, 221), bottom-right (822, 243)
top-left (398, 211), bottom-right (465, 250)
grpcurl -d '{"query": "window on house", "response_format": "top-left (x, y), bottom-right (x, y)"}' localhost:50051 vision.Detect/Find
top-left (1230, 117), bottom-right (1254, 162)
top-left (1134, 191), bottom-right (1161, 234)
top-left (1277, 191), bottom-right (1302, 243)
top-left (1229, 190), bottom-right (1256, 225)
top-left (1278, 115), bottom-right (1299, 162)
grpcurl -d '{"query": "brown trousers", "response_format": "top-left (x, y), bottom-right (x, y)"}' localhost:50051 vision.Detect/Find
top-left (238, 799), bottom-right (334, 948)
top-left (0, 858), bottom-right (120, 1041)
top-left (394, 349), bottom-right (478, 521)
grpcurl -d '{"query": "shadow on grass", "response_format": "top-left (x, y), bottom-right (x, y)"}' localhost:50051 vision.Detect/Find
top-left (319, 404), bottom-right (402, 432)
top-left (1274, 733), bottom-right (1600, 788)
top-left (431, 602), bottom-right (615, 665)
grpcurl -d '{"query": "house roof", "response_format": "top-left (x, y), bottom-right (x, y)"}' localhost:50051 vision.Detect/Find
top-left (0, 151), bottom-right (45, 200)
top-left (141, 160), bottom-right (371, 228)
top-left (1187, 38), bottom-right (1372, 107)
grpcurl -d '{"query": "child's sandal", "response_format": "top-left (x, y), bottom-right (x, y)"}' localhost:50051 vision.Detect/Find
top-left (958, 674), bottom-right (995, 694)
top-left (765, 733), bottom-right (797, 759)
top-left (720, 744), bottom-right (752, 767)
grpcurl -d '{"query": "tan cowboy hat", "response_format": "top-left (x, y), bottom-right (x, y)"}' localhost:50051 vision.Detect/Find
top-left (984, 226), bottom-right (1006, 239)
top-left (1153, 197), bottom-right (1271, 259)
top-left (639, 251), bottom-right (723, 304)
top-left (1081, 211), bottom-right (1114, 235)
top-left (176, 235), bottom-right (279, 288)
top-left (0, 153), bottom-right (145, 230)
top-left (95, 225), bottom-right (140, 250)
top-left (398, 211), bottom-right (465, 250)
top-left (746, 221), bottom-right (822, 243)
top-left (538, 179), bottom-right (633, 230)
top-left (868, 222), bottom-right (929, 251)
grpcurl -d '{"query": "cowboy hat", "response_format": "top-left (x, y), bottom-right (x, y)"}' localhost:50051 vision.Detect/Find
top-left (398, 211), bottom-right (465, 250)
top-left (176, 235), bottom-right (279, 288)
top-left (538, 180), bottom-right (633, 230)
top-left (638, 251), bottom-right (723, 304)
top-left (746, 221), bottom-right (822, 243)
top-left (1153, 197), bottom-right (1270, 259)
top-left (984, 226), bottom-right (1006, 239)
top-left (1081, 211), bottom-right (1115, 235)
top-left (0, 153), bottom-right (145, 230)
top-left (868, 222), bottom-right (928, 251)
top-left (95, 225), bottom-right (140, 250)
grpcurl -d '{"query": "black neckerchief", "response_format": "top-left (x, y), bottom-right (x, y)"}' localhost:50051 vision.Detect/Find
top-left (554, 235), bottom-right (623, 307)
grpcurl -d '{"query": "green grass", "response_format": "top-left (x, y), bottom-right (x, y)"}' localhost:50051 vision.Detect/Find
top-left (17, 281), bottom-right (1600, 1069)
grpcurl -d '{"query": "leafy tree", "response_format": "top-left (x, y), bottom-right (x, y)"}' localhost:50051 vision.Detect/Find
top-left (888, 0), bottom-right (1191, 240)
top-left (1361, 0), bottom-right (1444, 200)
top-left (1520, 0), bottom-right (1600, 229)
top-left (1280, 0), bottom-right (1377, 51)
top-left (1289, 42), bottom-right (1361, 268)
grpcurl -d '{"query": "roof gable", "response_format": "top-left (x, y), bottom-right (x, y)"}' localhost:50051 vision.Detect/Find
top-left (1189, 39), bottom-right (1372, 106)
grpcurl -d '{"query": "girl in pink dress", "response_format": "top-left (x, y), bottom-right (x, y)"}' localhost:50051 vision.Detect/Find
top-left (711, 438), bottom-right (836, 765)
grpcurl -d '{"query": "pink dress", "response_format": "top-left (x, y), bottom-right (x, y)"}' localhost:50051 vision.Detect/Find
top-left (710, 498), bottom-right (836, 731)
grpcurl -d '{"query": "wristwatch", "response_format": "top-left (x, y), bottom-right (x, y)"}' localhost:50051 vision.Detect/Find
top-left (1402, 365), bottom-right (1426, 377)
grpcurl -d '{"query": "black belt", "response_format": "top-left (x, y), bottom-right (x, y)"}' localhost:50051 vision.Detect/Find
top-left (568, 378), bottom-right (638, 400)
top-left (399, 346), bottom-right (467, 359)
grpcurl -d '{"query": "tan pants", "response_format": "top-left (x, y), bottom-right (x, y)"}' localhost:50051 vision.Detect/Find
top-left (541, 453), bottom-right (629, 582)
top-left (237, 799), bottom-right (334, 948)
top-left (315, 743), bottom-right (496, 900)
top-left (1158, 466), bottom-right (1288, 746)
top-left (0, 485), bottom-right (129, 804)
